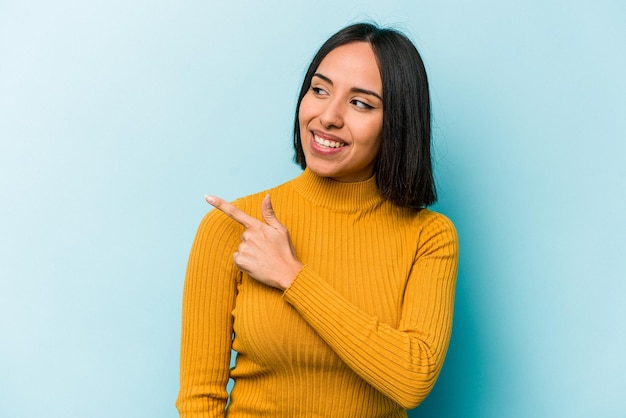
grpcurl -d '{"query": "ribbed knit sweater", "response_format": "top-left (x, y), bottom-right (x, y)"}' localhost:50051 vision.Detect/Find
top-left (177, 168), bottom-right (458, 418)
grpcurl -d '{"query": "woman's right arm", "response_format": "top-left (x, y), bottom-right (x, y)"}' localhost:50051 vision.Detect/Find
top-left (176, 210), bottom-right (242, 418)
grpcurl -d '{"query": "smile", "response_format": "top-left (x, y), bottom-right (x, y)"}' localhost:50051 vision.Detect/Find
top-left (313, 134), bottom-right (345, 149)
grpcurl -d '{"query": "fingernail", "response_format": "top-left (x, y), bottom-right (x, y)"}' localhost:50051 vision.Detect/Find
top-left (205, 195), bottom-right (215, 204)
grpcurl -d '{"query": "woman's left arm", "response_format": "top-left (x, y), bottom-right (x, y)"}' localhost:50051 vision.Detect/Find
top-left (283, 214), bottom-right (458, 409)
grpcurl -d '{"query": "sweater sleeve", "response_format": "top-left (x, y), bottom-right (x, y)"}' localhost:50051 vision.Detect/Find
top-left (176, 209), bottom-right (242, 418)
top-left (282, 213), bottom-right (458, 409)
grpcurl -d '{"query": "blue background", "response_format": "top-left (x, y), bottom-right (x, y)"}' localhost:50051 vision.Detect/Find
top-left (1, 1), bottom-right (625, 417)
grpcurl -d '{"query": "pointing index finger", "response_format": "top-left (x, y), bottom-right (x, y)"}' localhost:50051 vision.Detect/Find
top-left (205, 195), bottom-right (260, 228)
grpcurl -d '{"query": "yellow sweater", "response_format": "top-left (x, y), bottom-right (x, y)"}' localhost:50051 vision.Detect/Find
top-left (177, 169), bottom-right (458, 418)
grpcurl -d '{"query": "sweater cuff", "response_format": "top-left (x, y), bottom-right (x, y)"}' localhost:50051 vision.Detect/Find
top-left (282, 264), bottom-right (323, 307)
top-left (282, 265), bottom-right (363, 334)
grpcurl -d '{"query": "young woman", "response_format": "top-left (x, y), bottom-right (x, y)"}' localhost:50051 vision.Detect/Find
top-left (176, 22), bottom-right (458, 418)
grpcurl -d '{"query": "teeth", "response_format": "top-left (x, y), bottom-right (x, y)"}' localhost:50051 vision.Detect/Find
top-left (314, 134), bottom-right (344, 148)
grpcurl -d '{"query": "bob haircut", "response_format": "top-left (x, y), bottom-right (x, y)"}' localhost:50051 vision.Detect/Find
top-left (293, 22), bottom-right (436, 209)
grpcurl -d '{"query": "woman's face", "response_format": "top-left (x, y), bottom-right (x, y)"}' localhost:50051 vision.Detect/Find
top-left (299, 42), bottom-right (383, 183)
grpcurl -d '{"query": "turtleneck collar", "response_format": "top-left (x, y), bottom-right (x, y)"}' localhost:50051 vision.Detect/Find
top-left (289, 168), bottom-right (384, 212)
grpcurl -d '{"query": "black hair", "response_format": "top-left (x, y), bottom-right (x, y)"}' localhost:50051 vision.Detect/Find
top-left (293, 22), bottom-right (436, 208)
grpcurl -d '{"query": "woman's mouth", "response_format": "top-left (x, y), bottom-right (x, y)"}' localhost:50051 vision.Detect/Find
top-left (313, 133), bottom-right (345, 149)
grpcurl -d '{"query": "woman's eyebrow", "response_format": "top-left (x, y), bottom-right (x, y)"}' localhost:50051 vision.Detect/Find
top-left (313, 72), bottom-right (383, 101)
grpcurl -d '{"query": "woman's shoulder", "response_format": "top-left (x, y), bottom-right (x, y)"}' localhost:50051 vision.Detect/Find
top-left (413, 208), bottom-right (458, 250)
top-left (200, 178), bottom-right (295, 229)
top-left (389, 204), bottom-right (455, 229)
top-left (231, 178), bottom-right (294, 215)
top-left (391, 207), bottom-right (457, 244)
top-left (415, 208), bottom-right (455, 229)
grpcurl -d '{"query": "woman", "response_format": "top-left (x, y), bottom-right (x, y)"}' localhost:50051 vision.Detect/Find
top-left (176, 22), bottom-right (458, 417)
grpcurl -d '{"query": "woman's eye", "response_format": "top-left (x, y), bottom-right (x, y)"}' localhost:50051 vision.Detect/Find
top-left (352, 99), bottom-right (373, 109)
top-left (311, 86), bottom-right (327, 95)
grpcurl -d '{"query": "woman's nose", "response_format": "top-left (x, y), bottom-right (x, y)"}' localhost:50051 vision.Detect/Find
top-left (319, 99), bottom-right (344, 129)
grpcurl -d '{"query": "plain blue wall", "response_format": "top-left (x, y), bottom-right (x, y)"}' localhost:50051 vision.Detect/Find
top-left (1, 1), bottom-right (624, 417)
